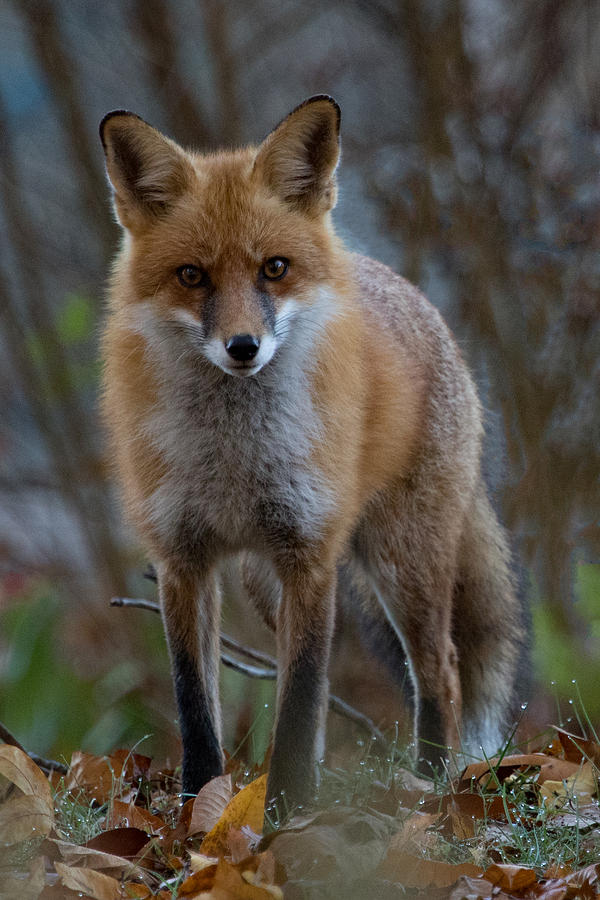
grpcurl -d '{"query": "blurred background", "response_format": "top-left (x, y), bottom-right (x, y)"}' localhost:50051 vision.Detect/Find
top-left (0, 0), bottom-right (599, 771)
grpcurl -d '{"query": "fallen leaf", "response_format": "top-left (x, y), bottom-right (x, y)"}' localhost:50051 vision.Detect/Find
top-left (200, 775), bottom-right (267, 857)
top-left (447, 874), bottom-right (501, 900)
top-left (0, 855), bottom-right (45, 900)
top-left (269, 807), bottom-right (389, 885)
top-left (547, 802), bottom-right (600, 828)
top-left (539, 757), bottom-right (592, 784)
top-left (54, 861), bottom-right (125, 900)
top-left (178, 865), bottom-right (218, 896)
top-left (189, 773), bottom-right (233, 836)
top-left (205, 858), bottom-right (280, 899)
top-left (0, 745), bottom-right (53, 813)
top-left (540, 762), bottom-right (597, 810)
top-left (555, 728), bottom-right (600, 767)
top-left (85, 827), bottom-right (153, 859)
top-left (378, 850), bottom-right (483, 888)
top-left (107, 800), bottom-right (170, 837)
top-left (0, 793), bottom-right (54, 844)
top-left (386, 811), bottom-right (441, 851)
top-left (66, 750), bottom-right (151, 804)
top-left (484, 862), bottom-right (537, 891)
top-left (461, 753), bottom-right (548, 786)
top-left (189, 850), bottom-right (219, 873)
top-left (49, 835), bottom-right (149, 877)
top-left (227, 826), bottom-right (256, 863)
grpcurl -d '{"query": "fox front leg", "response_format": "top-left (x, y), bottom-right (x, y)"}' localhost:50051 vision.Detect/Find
top-left (267, 564), bottom-right (336, 817)
top-left (158, 564), bottom-right (224, 796)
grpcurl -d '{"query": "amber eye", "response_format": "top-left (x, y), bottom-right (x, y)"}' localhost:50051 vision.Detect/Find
top-left (262, 257), bottom-right (289, 281)
top-left (176, 265), bottom-right (206, 287)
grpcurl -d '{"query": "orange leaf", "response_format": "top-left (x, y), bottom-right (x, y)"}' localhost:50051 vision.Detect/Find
top-left (484, 862), bottom-right (537, 891)
top-left (108, 799), bottom-right (170, 837)
top-left (200, 775), bottom-right (267, 857)
top-left (211, 858), bottom-right (281, 899)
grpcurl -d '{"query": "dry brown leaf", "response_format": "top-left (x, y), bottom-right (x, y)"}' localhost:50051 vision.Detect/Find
top-left (200, 775), bottom-right (266, 857)
top-left (0, 793), bottom-right (54, 844)
top-left (189, 850), bottom-right (219, 873)
top-left (461, 753), bottom-right (549, 785)
top-left (178, 864), bottom-right (218, 896)
top-left (207, 858), bottom-right (281, 899)
top-left (447, 874), bottom-right (502, 900)
top-left (0, 854), bottom-right (45, 900)
top-left (50, 836), bottom-right (148, 878)
top-left (0, 745), bottom-right (53, 813)
top-left (387, 811), bottom-right (441, 852)
top-left (189, 774), bottom-right (233, 836)
top-left (267, 806), bottom-right (389, 885)
top-left (66, 750), bottom-right (151, 804)
top-left (554, 728), bottom-right (600, 767)
top-left (539, 757), bottom-right (591, 784)
top-left (227, 826), bottom-right (256, 863)
top-left (54, 861), bottom-right (125, 900)
top-left (108, 800), bottom-right (170, 837)
top-left (540, 762), bottom-right (597, 810)
top-left (377, 850), bottom-right (483, 888)
top-left (484, 862), bottom-right (537, 891)
top-left (547, 803), bottom-right (600, 828)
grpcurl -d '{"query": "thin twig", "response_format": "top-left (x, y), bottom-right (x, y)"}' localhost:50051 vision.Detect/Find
top-left (0, 721), bottom-right (68, 775)
top-left (110, 595), bottom-right (388, 746)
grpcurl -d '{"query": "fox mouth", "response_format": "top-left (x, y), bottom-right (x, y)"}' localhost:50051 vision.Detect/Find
top-left (224, 361), bottom-right (263, 377)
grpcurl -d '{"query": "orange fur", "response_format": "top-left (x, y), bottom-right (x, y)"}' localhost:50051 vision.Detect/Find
top-left (100, 97), bottom-right (525, 815)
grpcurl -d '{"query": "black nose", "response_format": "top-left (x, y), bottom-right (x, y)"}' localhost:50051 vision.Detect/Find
top-left (225, 334), bottom-right (260, 362)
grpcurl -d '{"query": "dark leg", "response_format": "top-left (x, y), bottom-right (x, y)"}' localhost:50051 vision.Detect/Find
top-left (159, 565), bottom-right (223, 796)
top-left (267, 564), bottom-right (336, 817)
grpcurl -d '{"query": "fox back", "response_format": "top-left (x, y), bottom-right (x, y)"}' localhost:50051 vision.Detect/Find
top-left (100, 96), bottom-right (526, 816)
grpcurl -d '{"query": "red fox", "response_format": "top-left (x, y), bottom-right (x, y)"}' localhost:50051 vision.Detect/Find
top-left (100, 96), bottom-right (525, 814)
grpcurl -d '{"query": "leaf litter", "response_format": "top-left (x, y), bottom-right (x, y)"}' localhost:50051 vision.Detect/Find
top-left (0, 727), bottom-right (599, 898)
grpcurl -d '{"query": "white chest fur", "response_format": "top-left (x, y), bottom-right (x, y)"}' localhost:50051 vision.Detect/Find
top-left (130, 303), bottom-right (334, 555)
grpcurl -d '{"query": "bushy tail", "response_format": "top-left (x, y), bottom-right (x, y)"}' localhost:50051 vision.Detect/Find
top-left (453, 483), bottom-right (529, 757)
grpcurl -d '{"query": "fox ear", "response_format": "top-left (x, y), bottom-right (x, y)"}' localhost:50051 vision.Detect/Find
top-left (253, 95), bottom-right (341, 215)
top-left (99, 111), bottom-right (195, 231)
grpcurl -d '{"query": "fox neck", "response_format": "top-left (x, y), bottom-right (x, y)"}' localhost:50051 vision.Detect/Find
top-left (132, 286), bottom-right (345, 555)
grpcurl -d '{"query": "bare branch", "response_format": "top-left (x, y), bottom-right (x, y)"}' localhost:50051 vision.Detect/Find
top-left (0, 721), bottom-right (68, 776)
top-left (110, 595), bottom-right (388, 745)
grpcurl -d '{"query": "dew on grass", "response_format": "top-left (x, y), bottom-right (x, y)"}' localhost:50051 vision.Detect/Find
top-left (521, 702), bottom-right (528, 710)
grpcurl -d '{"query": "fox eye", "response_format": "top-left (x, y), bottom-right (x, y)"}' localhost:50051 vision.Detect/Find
top-left (176, 265), bottom-right (206, 287)
top-left (262, 257), bottom-right (289, 281)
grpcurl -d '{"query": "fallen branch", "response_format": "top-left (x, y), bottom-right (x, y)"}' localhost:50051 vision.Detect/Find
top-left (0, 720), bottom-right (68, 775)
top-left (110, 595), bottom-right (387, 746)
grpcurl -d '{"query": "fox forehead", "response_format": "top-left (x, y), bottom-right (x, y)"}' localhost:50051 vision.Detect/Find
top-left (129, 147), bottom-right (333, 272)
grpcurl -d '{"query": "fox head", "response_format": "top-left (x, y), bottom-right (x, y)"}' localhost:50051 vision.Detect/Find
top-left (100, 96), bottom-right (342, 377)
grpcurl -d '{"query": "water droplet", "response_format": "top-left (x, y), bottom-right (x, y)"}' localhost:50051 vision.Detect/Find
top-left (264, 703), bottom-right (269, 709)
top-left (356, 739), bottom-right (364, 748)
top-left (568, 699), bottom-right (574, 705)
top-left (571, 678), bottom-right (577, 684)
top-left (550, 680), bottom-right (556, 686)
top-left (520, 702), bottom-right (528, 710)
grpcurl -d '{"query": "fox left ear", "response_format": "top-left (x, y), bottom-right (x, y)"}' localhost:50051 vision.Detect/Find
top-left (253, 95), bottom-right (341, 216)
top-left (99, 111), bottom-right (195, 232)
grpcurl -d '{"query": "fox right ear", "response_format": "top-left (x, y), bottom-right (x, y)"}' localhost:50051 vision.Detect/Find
top-left (253, 96), bottom-right (341, 216)
top-left (99, 111), bottom-right (195, 231)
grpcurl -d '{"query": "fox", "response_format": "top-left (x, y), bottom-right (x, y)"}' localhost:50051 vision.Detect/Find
top-left (99, 95), bottom-right (526, 814)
